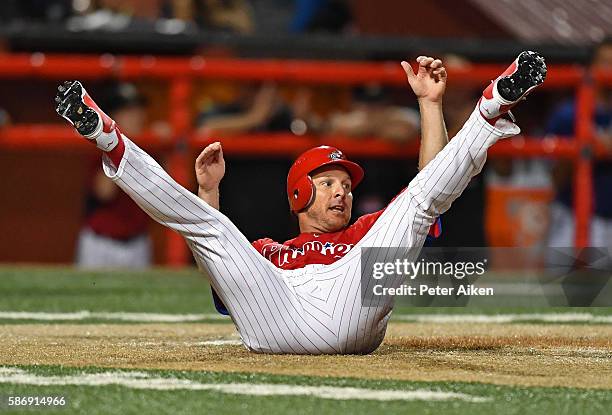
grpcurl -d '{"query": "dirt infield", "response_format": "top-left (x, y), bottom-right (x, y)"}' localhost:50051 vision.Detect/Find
top-left (1, 322), bottom-right (610, 389)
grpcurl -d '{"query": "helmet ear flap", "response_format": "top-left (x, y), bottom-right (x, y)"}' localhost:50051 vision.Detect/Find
top-left (291, 175), bottom-right (315, 212)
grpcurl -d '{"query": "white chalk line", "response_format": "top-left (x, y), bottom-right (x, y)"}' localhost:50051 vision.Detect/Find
top-left (197, 339), bottom-right (243, 346)
top-left (393, 312), bottom-right (612, 324)
top-left (111, 339), bottom-right (242, 347)
top-left (119, 340), bottom-right (243, 346)
top-left (0, 311), bottom-right (227, 322)
top-left (0, 368), bottom-right (489, 403)
top-left (0, 310), bottom-right (610, 324)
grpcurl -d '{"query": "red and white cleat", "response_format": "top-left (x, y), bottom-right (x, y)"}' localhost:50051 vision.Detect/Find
top-left (478, 51), bottom-right (547, 124)
top-left (55, 80), bottom-right (121, 151)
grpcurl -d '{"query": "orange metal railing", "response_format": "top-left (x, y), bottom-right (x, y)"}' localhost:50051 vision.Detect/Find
top-left (0, 53), bottom-right (608, 265)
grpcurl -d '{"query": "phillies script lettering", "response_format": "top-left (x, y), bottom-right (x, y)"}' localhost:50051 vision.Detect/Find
top-left (261, 241), bottom-right (354, 267)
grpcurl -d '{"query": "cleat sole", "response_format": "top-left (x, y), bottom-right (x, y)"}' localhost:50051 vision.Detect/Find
top-left (54, 81), bottom-right (100, 137)
top-left (497, 51), bottom-right (547, 102)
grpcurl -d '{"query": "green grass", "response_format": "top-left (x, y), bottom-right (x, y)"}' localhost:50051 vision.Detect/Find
top-left (0, 266), bottom-right (216, 314)
top-left (0, 365), bottom-right (610, 415)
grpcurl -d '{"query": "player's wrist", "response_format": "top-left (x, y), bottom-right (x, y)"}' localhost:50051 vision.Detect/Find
top-left (417, 97), bottom-right (443, 107)
top-left (197, 185), bottom-right (221, 210)
top-left (198, 185), bottom-right (219, 195)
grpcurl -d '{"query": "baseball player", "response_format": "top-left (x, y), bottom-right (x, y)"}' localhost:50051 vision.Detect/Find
top-left (55, 52), bottom-right (546, 354)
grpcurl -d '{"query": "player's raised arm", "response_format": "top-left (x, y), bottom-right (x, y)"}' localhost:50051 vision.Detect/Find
top-left (196, 141), bottom-right (225, 210)
top-left (401, 56), bottom-right (449, 170)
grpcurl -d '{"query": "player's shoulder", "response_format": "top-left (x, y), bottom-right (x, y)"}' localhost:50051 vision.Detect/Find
top-left (345, 189), bottom-right (406, 235)
top-left (353, 209), bottom-right (385, 226)
top-left (346, 209), bottom-right (385, 237)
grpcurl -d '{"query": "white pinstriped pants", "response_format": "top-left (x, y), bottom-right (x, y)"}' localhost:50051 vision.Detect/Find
top-left (102, 108), bottom-right (519, 354)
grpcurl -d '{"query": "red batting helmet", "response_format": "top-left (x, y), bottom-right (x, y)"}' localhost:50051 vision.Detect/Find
top-left (287, 145), bottom-right (364, 212)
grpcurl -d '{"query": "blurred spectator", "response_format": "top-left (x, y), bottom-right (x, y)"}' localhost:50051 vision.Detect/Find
top-left (3, 0), bottom-right (256, 34)
top-left (196, 83), bottom-right (293, 136)
top-left (0, 0), bottom-right (71, 23)
top-left (66, 0), bottom-right (199, 33)
top-left (0, 108), bottom-right (10, 128)
top-left (327, 84), bottom-right (419, 143)
top-left (193, 0), bottom-right (255, 33)
top-left (546, 38), bottom-right (612, 247)
top-left (197, 83), bottom-right (418, 142)
top-left (290, 0), bottom-right (352, 34)
top-left (67, 0), bottom-right (155, 31)
top-left (76, 82), bottom-right (153, 268)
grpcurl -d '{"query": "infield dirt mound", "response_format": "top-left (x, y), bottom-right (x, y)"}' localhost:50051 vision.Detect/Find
top-left (1, 322), bottom-right (610, 389)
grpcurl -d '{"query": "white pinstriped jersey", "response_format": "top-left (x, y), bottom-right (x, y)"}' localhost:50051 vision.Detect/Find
top-left (102, 107), bottom-right (519, 354)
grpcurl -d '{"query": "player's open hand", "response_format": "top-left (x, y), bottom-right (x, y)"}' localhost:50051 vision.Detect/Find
top-left (401, 56), bottom-right (447, 104)
top-left (195, 141), bottom-right (225, 192)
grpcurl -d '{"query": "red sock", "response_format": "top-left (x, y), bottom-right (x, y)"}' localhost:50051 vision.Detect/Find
top-left (107, 135), bottom-right (125, 167)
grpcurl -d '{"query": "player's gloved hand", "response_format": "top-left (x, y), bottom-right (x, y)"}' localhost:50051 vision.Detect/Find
top-left (401, 56), bottom-right (447, 104)
top-left (196, 142), bottom-right (225, 209)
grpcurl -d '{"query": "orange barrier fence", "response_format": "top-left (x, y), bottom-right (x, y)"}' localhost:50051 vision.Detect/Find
top-left (0, 53), bottom-right (609, 265)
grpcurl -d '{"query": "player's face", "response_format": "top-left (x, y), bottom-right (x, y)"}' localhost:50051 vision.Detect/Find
top-left (302, 165), bottom-right (353, 233)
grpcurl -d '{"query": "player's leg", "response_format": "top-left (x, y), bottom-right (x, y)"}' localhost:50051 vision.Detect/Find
top-left (363, 51), bottom-right (547, 250)
top-left (55, 81), bottom-right (316, 354)
top-left (311, 51), bottom-right (548, 353)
